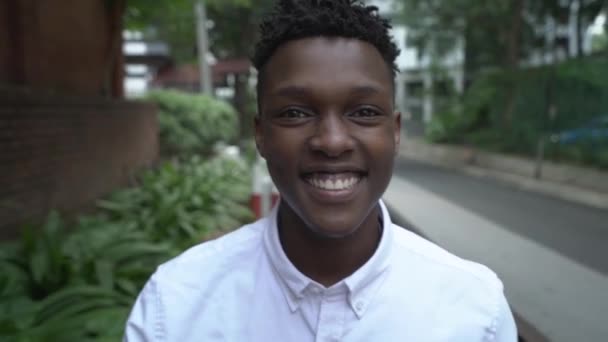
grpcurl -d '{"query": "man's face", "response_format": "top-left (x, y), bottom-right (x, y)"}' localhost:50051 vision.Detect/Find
top-left (255, 37), bottom-right (401, 238)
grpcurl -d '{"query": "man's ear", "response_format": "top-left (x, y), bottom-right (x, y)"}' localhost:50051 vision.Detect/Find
top-left (393, 111), bottom-right (401, 155)
top-left (254, 114), bottom-right (266, 158)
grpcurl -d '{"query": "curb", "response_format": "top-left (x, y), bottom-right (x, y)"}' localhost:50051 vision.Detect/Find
top-left (399, 138), bottom-right (608, 210)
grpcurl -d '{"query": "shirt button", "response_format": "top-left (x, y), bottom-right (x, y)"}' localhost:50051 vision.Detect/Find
top-left (355, 302), bottom-right (364, 311)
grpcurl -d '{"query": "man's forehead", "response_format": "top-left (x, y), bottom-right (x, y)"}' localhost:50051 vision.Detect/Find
top-left (262, 37), bottom-right (393, 89)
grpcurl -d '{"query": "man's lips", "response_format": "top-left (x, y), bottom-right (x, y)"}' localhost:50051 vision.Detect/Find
top-left (300, 164), bottom-right (367, 175)
top-left (302, 172), bottom-right (364, 191)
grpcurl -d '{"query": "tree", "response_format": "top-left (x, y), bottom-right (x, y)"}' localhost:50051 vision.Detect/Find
top-left (592, 30), bottom-right (607, 52)
top-left (205, 0), bottom-right (275, 139)
top-left (396, 0), bottom-right (606, 75)
top-left (396, 0), bottom-right (530, 78)
top-left (125, 0), bottom-right (196, 63)
top-left (395, 0), bottom-right (606, 128)
top-left (530, 0), bottom-right (606, 58)
top-left (124, 0), bottom-right (275, 138)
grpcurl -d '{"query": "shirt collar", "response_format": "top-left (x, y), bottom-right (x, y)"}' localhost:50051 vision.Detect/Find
top-left (262, 199), bottom-right (394, 318)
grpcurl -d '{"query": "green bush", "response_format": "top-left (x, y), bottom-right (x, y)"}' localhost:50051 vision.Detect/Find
top-left (426, 71), bottom-right (501, 144)
top-left (0, 213), bottom-right (172, 341)
top-left (596, 148), bottom-right (608, 169)
top-left (426, 107), bottom-right (469, 143)
top-left (428, 58), bottom-right (608, 168)
top-left (0, 154), bottom-right (254, 341)
top-left (240, 139), bottom-right (258, 166)
top-left (99, 154), bottom-right (253, 249)
top-left (546, 142), bottom-right (608, 170)
top-left (147, 90), bottom-right (239, 156)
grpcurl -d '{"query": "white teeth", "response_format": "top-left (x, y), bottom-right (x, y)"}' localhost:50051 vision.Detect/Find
top-left (307, 176), bottom-right (360, 191)
top-left (317, 180), bottom-right (325, 189)
top-left (336, 179), bottom-right (344, 189)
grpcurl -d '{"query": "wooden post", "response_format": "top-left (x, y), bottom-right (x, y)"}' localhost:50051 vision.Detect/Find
top-left (195, 0), bottom-right (213, 96)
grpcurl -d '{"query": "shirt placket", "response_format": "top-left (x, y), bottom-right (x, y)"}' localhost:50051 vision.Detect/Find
top-left (315, 293), bottom-right (346, 342)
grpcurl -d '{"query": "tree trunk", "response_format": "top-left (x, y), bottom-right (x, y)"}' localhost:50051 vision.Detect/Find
top-left (3, 1), bottom-right (25, 85)
top-left (233, 73), bottom-right (251, 139)
top-left (463, 20), bottom-right (474, 88)
top-left (505, 0), bottom-right (524, 69)
top-left (233, 13), bottom-right (257, 140)
top-left (104, 0), bottom-right (126, 98)
top-left (576, 1), bottom-right (584, 58)
top-left (502, 0), bottom-right (524, 129)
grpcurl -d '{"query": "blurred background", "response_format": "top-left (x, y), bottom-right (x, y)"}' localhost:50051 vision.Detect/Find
top-left (0, 0), bottom-right (606, 341)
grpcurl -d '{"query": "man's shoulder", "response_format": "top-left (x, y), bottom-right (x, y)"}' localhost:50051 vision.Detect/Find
top-left (152, 219), bottom-right (267, 286)
top-left (391, 224), bottom-right (503, 293)
top-left (388, 224), bottom-right (515, 340)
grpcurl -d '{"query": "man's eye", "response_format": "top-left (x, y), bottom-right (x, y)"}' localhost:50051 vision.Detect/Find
top-left (350, 108), bottom-right (380, 118)
top-left (281, 109), bottom-right (309, 118)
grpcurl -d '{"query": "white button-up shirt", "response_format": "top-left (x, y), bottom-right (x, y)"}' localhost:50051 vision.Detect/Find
top-left (124, 200), bottom-right (517, 341)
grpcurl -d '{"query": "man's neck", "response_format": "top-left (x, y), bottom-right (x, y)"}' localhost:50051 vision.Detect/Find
top-left (277, 204), bottom-right (382, 287)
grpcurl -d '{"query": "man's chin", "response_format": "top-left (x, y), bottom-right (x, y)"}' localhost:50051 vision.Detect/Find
top-left (280, 198), bottom-right (370, 239)
top-left (303, 220), bottom-right (362, 240)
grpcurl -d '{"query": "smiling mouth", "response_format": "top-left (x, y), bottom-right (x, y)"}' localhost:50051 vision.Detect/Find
top-left (302, 172), bottom-right (364, 191)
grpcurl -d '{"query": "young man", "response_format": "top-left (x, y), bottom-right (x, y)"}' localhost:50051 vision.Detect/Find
top-left (124, 1), bottom-right (517, 341)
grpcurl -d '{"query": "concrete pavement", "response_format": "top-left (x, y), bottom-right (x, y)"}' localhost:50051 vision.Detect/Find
top-left (384, 173), bottom-right (608, 342)
top-left (398, 137), bottom-right (608, 210)
top-left (393, 159), bottom-right (608, 276)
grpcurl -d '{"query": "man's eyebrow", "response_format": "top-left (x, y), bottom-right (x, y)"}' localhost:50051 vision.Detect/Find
top-left (349, 85), bottom-right (382, 96)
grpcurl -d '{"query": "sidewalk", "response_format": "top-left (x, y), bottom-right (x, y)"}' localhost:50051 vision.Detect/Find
top-left (399, 137), bottom-right (608, 210)
top-left (383, 176), bottom-right (608, 342)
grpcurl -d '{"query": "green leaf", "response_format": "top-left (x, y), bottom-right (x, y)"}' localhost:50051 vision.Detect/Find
top-left (94, 260), bottom-right (114, 290)
top-left (29, 253), bottom-right (47, 286)
top-left (35, 285), bottom-right (131, 325)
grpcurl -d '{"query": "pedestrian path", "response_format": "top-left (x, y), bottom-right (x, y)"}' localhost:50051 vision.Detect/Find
top-left (384, 176), bottom-right (608, 342)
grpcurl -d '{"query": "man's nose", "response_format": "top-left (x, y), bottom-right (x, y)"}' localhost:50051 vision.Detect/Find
top-left (308, 114), bottom-right (355, 157)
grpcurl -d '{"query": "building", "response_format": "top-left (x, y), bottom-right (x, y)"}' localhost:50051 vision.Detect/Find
top-left (150, 58), bottom-right (252, 103)
top-left (370, 0), bottom-right (464, 135)
top-left (123, 31), bottom-right (172, 98)
top-left (0, 1), bottom-right (158, 238)
top-left (369, 0), bottom-right (605, 136)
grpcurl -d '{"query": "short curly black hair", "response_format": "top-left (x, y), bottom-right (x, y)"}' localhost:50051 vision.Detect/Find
top-left (252, 0), bottom-right (400, 87)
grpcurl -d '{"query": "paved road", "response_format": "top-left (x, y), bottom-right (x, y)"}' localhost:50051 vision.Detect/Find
top-left (393, 158), bottom-right (608, 276)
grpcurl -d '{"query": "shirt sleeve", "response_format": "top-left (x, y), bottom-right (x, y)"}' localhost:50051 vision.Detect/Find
top-left (123, 276), bottom-right (164, 342)
top-left (489, 292), bottom-right (518, 342)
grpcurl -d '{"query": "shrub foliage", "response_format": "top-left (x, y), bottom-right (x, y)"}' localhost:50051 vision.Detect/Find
top-left (148, 90), bottom-right (239, 156)
top-left (0, 155), bottom-right (253, 341)
top-left (427, 58), bottom-right (608, 168)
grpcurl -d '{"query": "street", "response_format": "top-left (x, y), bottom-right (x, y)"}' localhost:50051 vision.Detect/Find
top-left (384, 158), bottom-right (608, 342)
top-left (394, 159), bottom-right (608, 276)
